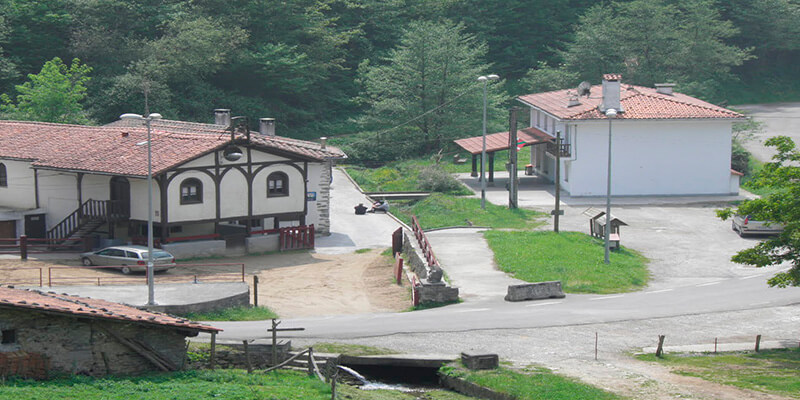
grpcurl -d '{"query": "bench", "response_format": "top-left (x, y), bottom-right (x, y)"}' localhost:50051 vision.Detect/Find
top-left (609, 233), bottom-right (620, 250)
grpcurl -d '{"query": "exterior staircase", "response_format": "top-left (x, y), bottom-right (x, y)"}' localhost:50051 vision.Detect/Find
top-left (46, 199), bottom-right (127, 247)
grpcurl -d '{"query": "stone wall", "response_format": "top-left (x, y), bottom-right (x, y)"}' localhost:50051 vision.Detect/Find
top-left (401, 229), bottom-right (459, 304)
top-left (315, 161), bottom-right (333, 235)
top-left (188, 342), bottom-right (291, 370)
top-left (0, 308), bottom-right (191, 377)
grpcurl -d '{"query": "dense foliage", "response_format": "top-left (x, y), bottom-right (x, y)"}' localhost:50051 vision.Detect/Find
top-left (0, 0), bottom-right (797, 146)
top-left (718, 136), bottom-right (800, 287)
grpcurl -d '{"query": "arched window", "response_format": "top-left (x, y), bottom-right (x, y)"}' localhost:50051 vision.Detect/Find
top-left (0, 163), bottom-right (6, 187)
top-left (267, 172), bottom-right (289, 197)
top-left (180, 178), bottom-right (203, 204)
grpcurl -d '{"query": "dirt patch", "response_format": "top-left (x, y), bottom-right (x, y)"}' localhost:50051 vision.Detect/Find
top-left (253, 249), bottom-right (409, 317)
top-left (0, 249), bottom-right (409, 317)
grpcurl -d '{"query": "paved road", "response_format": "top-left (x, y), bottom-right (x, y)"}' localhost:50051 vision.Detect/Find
top-left (737, 102), bottom-right (800, 162)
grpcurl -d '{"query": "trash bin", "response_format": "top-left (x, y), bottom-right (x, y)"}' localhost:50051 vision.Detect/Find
top-left (525, 164), bottom-right (534, 175)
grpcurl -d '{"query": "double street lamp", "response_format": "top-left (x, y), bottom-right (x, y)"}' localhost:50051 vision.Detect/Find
top-left (120, 112), bottom-right (162, 305)
top-left (478, 74), bottom-right (500, 209)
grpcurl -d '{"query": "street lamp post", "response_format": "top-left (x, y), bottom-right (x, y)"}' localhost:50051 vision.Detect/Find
top-left (478, 74), bottom-right (499, 209)
top-left (604, 108), bottom-right (617, 264)
top-left (120, 112), bottom-right (162, 305)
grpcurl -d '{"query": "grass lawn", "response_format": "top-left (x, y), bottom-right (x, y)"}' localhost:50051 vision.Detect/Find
top-left (637, 348), bottom-right (800, 398)
top-left (310, 342), bottom-right (398, 356)
top-left (440, 364), bottom-right (621, 400)
top-left (181, 305), bottom-right (278, 321)
top-left (484, 231), bottom-right (648, 294)
top-left (346, 163), bottom-right (471, 195)
top-left (392, 193), bottom-right (544, 230)
top-left (0, 369), bottom-right (331, 399)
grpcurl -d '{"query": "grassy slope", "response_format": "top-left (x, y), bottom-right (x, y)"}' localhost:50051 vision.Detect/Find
top-left (637, 348), bottom-right (800, 397)
top-left (484, 231), bottom-right (649, 294)
top-left (181, 306), bottom-right (278, 321)
top-left (0, 370), bottom-right (330, 400)
top-left (392, 193), bottom-right (544, 230)
top-left (441, 365), bottom-right (621, 400)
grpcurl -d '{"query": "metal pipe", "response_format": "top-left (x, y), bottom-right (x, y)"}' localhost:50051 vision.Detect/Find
top-left (478, 74), bottom-right (499, 209)
top-left (604, 109), bottom-right (617, 264)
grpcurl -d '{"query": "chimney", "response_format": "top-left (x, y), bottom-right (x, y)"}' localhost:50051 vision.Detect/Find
top-left (259, 118), bottom-right (276, 136)
top-left (567, 93), bottom-right (581, 107)
top-left (654, 83), bottom-right (675, 95)
top-left (214, 109), bottom-right (231, 126)
top-left (320, 137), bottom-right (327, 149)
top-left (600, 74), bottom-right (623, 113)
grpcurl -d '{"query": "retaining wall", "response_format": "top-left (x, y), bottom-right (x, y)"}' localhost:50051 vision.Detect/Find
top-left (401, 229), bottom-right (459, 304)
top-left (163, 240), bottom-right (227, 259)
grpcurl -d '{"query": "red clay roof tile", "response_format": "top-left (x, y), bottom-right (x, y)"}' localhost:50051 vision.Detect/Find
top-left (454, 127), bottom-right (552, 154)
top-left (0, 120), bottom-right (345, 176)
top-left (518, 84), bottom-right (743, 121)
top-left (0, 286), bottom-right (220, 333)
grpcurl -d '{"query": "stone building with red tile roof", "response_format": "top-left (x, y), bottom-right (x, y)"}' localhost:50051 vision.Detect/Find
top-left (0, 110), bottom-right (345, 251)
top-left (515, 75), bottom-right (745, 196)
top-left (0, 286), bottom-right (219, 377)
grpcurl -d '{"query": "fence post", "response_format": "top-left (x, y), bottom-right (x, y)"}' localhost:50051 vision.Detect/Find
top-left (655, 335), bottom-right (666, 357)
top-left (755, 334), bottom-right (762, 352)
top-left (253, 275), bottom-right (259, 307)
top-left (243, 340), bottom-right (253, 373)
top-left (48, 267), bottom-right (52, 287)
top-left (20, 235), bottom-right (28, 260)
top-left (307, 347), bottom-right (314, 376)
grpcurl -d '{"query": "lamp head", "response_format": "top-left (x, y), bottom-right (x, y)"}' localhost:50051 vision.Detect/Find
top-left (120, 113), bottom-right (143, 120)
top-left (488, 74), bottom-right (500, 80)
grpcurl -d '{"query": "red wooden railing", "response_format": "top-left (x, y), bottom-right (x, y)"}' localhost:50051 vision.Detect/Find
top-left (279, 224), bottom-right (315, 251)
top-left (0, 236), bottom-right (87, 258)
top-left (410, 215), bottom-right (439, 267)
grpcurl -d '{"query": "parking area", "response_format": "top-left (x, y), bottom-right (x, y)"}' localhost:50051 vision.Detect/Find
top-left (459, 171), bottom-right (779, 290)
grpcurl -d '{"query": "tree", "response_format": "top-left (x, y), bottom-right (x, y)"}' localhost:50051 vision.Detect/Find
top-left (526, 0), bottom-right (750, 100)
top-left (717, 136), bottom-right (800, 287)
top-left (1, 57), bottom-right (92, 124)
top-left (356, 20), bottom-right (503, 163)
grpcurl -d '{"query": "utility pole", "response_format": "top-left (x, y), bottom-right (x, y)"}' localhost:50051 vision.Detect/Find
top-left (508, 108), bottom-right (519, 209)
top-left (553, 131), bottom-right (562, 232)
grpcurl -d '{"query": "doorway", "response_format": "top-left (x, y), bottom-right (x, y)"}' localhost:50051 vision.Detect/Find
top-left (0, 220), bottom-right (16, 238)
top-left (109, 177), bottom-right (131, 217)
top-left (24, 214), bottom-right (46, 238)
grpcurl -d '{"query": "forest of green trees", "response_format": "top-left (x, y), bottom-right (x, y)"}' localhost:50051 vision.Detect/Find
top-left (0, 0), bottom-right (798, 161)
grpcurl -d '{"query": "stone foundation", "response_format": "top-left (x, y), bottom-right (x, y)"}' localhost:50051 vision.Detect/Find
top-left (401, 229), bottom-right (459, 304)
top-left (163, 240), bottom-right (227, 259)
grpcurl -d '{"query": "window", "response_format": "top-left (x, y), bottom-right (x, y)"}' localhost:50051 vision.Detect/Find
top-left (180, 178), bottom-right (203, 204)
top-left (1, 329), bottom-right (16, 344)
top-left (267, 172), bottom-right (289, 197)
top-left (0, 163), bottom-right (6, 187)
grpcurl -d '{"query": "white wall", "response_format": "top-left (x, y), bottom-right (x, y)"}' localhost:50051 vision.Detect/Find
top-left (129, 177), bottom-right (161, 221)
top-left (567, 120), bottom-right (734, 196)
top-left (219, 169), bottom-right (248, 218)
top-left (37, 170), bottom-right (79, 230)
top-left (251, 164), bottom-right (305, 216)
top-left (305, 163), bottom-right (324, 226)
top-left (166, 171), bottom-right (215, 222)
top-left (0, 160), bottom-right (37, 209)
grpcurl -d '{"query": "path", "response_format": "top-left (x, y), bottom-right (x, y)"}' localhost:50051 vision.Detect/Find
top-left (314, 168), bottom-right (401, 254)
top-left (425, 228), bottom-right (525, 300)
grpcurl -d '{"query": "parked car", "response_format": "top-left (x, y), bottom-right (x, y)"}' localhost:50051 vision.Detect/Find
top-left (731, 215), bottom-right (784, 237)
top-left (80, 245), bottom-right (176, 274)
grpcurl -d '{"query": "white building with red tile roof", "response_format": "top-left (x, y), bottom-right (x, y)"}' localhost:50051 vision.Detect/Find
top-left (516, 75), bottom-right (745, 196)
top-left (0, 110), bottom-right (345, 248)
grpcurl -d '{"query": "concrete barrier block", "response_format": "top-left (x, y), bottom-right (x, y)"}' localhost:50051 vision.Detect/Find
top-left (163, 240), bottom-right (227, 260)
top-left (504, 281), bottom-right (565, 302)
top-left (419, 284), bottom-right (459, 304)
top-left (461, 353), bottom-right (498, 370)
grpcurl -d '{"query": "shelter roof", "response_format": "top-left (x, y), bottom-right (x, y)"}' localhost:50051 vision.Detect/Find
top-left (0, 286), bottom-right (220, 333)
top-left (454, 127), bottom-right (553, 155)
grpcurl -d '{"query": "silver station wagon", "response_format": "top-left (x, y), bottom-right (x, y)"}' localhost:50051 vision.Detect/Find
top-left (731, 215), bottom-right (784, 237)
top-left (80, 245), bottom-right (176, 274)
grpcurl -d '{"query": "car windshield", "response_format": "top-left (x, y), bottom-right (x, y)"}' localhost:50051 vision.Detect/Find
top-left (143, 251), bottom-right (172, 259)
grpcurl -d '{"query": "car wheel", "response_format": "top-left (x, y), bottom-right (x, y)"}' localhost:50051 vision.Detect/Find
top-left (120, 266), bottom-right (132, 275)
top-left (81, 257), bottom-right (93, 266)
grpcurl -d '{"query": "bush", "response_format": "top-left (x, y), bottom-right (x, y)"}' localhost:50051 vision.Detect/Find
top-left (731, 142), bottom-right (750, 175)
top-left (417, 165), bottom-right (465, 193)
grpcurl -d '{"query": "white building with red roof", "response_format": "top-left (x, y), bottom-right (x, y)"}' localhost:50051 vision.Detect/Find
top-left (0, 110), bottom-right (345, 251)
top-left (516, 75), bottom-right (745, 196)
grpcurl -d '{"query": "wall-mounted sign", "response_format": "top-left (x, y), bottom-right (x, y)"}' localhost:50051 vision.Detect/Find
top-left (306, 192), bottom-right (317, 201)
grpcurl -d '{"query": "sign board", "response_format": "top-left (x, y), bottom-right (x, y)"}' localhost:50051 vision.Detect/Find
top-left (306, 192), bottom-right (317, 201)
